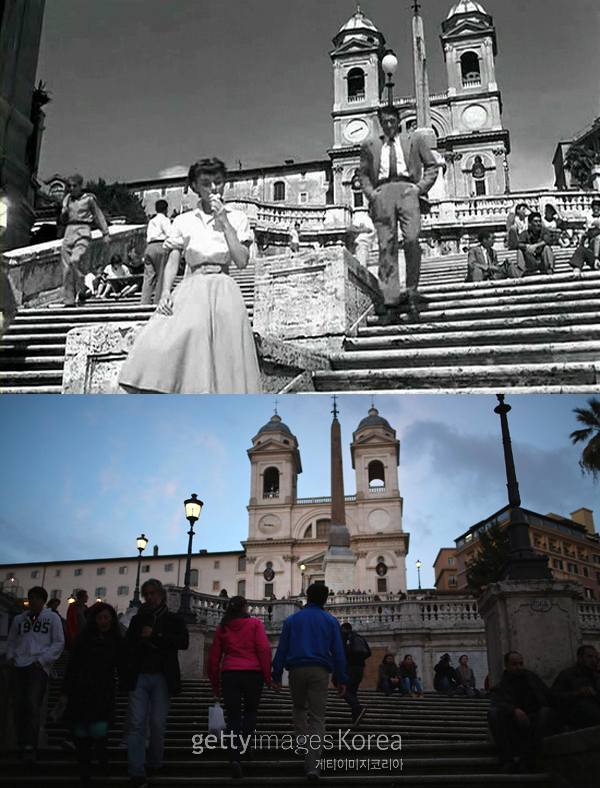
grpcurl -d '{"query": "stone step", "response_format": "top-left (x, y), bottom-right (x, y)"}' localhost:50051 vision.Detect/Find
top-left (313, 361), bottom-right (599, 391)
top-left (347, 323), bottom-right (600, 351)
top-left (0, 355), bottom-right (64, 370)
top-left (332, 340), bottom-right (600, 369)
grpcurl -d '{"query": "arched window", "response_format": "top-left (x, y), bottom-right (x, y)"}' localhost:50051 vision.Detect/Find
top-left (263, 467), bottom-right (280, 498)
top-left (460, 52), bottom-right (481, 86)
top-left (273, 181), bottom-right (286, 201)
top-left (347, 68), bottom-right (365, 102)
top-left (189, 569), bottom-right (199, 586)
top-left (237, 579), bottom-right (246, 596)
top-left (238, 555), bottom-right (246, 572)
top-left (303, 524), bottom-right (313, 538)
top-left (368, 460), bottom-right (385, 488)
top-left (316, 519), bottom-right (331, 538)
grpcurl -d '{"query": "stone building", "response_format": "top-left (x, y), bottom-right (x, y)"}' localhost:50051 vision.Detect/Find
top-left (0, 0), bottom-right (47, 250)
top-left (128, 1), bottom-right (511, 218)
top-left (434, 505), bottom-right (600, 599)
top-left (0, 405), bottom-right (408, 611)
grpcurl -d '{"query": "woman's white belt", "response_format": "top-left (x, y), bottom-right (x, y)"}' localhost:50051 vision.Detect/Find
top-left (190, 264), bottom-right (228, 275)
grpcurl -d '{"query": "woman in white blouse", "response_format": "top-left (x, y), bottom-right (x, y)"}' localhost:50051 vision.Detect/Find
top-left (119, 158), bottom-right (261, 393)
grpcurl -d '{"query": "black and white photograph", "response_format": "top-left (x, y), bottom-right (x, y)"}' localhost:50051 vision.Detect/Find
top-left (1, 0), bottom-right (599, 785)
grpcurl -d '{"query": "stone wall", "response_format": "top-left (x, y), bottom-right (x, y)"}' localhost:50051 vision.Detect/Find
top-left (253, 247), bottom-right (381, 354)
top-left (1, 225), bottom-right (146, 310)
top-left (61, 323), bottom-right (331, 394)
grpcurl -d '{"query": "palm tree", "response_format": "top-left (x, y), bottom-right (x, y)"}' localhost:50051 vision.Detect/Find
top-left (570, 397), bottom-right (600, 482)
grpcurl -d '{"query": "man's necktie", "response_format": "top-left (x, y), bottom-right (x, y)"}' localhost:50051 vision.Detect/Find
top-left (388, 139), bottom-right (398, 179)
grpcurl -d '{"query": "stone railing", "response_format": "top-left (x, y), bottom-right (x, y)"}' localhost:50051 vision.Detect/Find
top-left (225, 199), bottom-right (353, 232)
top-left (578, 600), bottom-right (600, 629)
top-left (294, 495), bottom-right (357, 505)
top-left (1, 224), bottom-right (146, 309)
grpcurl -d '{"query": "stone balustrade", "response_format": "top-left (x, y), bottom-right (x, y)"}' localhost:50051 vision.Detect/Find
top-left (578, 600), bottom-right (600, 629)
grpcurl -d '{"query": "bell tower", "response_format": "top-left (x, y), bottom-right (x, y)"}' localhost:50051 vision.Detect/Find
top-left (330, 6), bottom-right (386, 204)
top-left (440, 0), bottom-right (510, 196)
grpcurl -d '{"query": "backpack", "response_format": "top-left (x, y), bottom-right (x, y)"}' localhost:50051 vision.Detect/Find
top-left (345, 632), bottom-right (371, 663)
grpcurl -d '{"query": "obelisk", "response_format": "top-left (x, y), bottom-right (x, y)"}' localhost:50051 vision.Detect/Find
top-left (323, 396), bottom-right (357, 592)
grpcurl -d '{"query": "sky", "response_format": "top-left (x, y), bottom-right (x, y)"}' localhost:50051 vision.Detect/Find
top-left (0, 393), bottom-right (597, 590)
top-left (35, 0), bottom-right (600, 191)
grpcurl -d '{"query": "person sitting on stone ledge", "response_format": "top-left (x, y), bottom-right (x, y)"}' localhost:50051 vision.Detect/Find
top-left (378, 653), bottom-right (402, 695)
top-left (550, 644), bottom-right (600, 730)
top-left (488, 651), bottom-right (559, 774)
top-left (399, 654), bottom-right (424, 697)
top-left (513, 212), bottom-right (555, 277)
top-left (433, 653), bottom-right (458, 696)
top-left (568, 199), bottom-right (600, 278)
top-left (465, 230), bottom-right (508, 282)
top-left (454, 654), bottom-right (486, 698)
top-left (506, 203), bottom-right (529, 250)
top-left (98, 254), bottom-right (140, 300)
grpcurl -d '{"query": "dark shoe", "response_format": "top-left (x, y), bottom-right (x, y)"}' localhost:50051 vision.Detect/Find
top-left (230, 761), bottom-right (243, 779)
top-left (129, 777), bottom-right (149, 788)
top-left (498, 758), bottom-right (517, 774)
top-left (352, 706), bottom-right (367, 727)
top-left (306, 771), bottom-right (320, 783)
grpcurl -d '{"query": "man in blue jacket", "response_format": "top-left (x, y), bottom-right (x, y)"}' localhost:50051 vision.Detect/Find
top-left (272, 584), bottom-right (347, 782)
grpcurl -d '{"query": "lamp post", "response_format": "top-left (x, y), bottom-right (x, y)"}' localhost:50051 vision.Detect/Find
top-left (177, 494), bottom-right (204, 622)
top-left (129, 533), bottom-right (148, 609)
top-left (416, 560), bottom-right (422, 590)
top-left (299, 564), bottom-right (306, 597)
top-left (382, 49), bottom-right (398, 108)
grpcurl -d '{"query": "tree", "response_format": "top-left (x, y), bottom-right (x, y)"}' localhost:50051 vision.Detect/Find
top-left (85, 179), bottom-right (146, 224)
top-left (570, 396), bottom-right (600, 482)
top-left (465, 521), bottom-right (511, 595)
top-left (564, 144), bottom-right (598, 190)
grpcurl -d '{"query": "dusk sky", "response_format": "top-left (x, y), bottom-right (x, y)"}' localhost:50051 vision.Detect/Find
top-left (35, 0), bottom-right (600, 191)
top-left (0, 394), bottom-right (597, 590)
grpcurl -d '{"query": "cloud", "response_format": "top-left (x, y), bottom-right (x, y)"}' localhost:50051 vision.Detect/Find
top-left (157, 165), bottom-right (188, 178)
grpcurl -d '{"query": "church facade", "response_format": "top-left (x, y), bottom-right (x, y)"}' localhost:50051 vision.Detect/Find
top-left (127, 1), bottom-right (511, 218)
top-left (0, 406), bottom-right (408, 613)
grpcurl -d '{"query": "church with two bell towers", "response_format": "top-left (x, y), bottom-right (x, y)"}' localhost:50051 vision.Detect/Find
top-left (240, 405), bottom-right (408, 600)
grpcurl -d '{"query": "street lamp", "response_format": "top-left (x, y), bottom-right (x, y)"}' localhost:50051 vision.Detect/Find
top-left (416, 560), bottom-right (422, 590)
top-left (129, 533), bottom-right (148, 609)
top-left (178, 494), bottom-right (204, 621)
top-left (299, 564), bottom-right (306, 597)
top-left (382, 49), bottom-right (398, 107)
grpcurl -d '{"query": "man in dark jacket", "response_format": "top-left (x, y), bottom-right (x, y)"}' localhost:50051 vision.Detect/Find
top-left (378, 653), bottom-right (402, 695)
top-left (551, 645), bottom-right (600, 730)
top-left (125, 579), bottom-right (189, 788)
top-left (433, 653), bottom-right (458, 695)
top-left (488, 651), bottom-right (559, 774)
top-left (340, 622), bottom-right (371, 726)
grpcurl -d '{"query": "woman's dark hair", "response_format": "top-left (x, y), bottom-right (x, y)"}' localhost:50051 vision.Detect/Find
top-left (219, 595), bottom-right (248, 631)
top-left (403, 654), bottom-right (412, 662)
top-left (459, 654), bottom-right (468, 662)
top-left (78, 603), bottom-right (121, 643)
top-left (187, 157), bottom-right (227, 190)
top-left (109, 253), bottom-right (123, 266)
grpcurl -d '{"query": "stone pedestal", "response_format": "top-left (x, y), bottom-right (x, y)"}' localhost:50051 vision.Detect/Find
top-left (62, 324), bottom-right (330, 394)
top-left (253, 247), bottom-right (381, 354)
top-left (178, 624), bottom-right (208, 680)
top-left (323, 551), bottom-right (357, 594)
top-left (478, 579), bottom-right (583, 686)
top-left (540, 725), bottom-right (600, 788)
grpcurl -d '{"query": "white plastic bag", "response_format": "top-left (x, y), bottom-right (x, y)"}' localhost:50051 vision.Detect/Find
top-left (208, 702), bottom-right (226, 736)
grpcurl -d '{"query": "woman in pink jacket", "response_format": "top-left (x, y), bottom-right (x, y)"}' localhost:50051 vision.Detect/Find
top-left (207, 595), bottom-right (273, 777)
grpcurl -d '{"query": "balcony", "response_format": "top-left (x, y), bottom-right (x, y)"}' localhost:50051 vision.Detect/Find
top-left (294, 495), bottom-right (356, 505)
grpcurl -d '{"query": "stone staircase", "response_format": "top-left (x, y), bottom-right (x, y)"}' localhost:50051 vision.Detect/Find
top-left (2, 248), bottom-right (598, 394)
top-left (313, 248), bottom-right (600, 393)
top-left (3, 656), bottom-right (553, 787)
top-left (0, 267), bottom-right (256, 394)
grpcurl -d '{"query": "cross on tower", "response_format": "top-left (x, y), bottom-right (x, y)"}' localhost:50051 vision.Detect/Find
top-left (273, 399), bottom-right (279, 415)
top-left (331, 394), bottom-right (338, 419)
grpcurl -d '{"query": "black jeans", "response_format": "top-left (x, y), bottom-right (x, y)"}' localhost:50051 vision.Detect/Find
top-left (11, 663), bottom-right (49, 750)
top-left (487, 706), bottom-right (558, 766)
top-left (220, 670), bottom-right (264, 762)
top-left (342, 664), bottom-right (364, 712)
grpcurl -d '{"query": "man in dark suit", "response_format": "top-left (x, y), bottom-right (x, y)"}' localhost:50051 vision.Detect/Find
top-left (466, 230), bottom-right (507, 282)
top-left (514, 212), bottom-right (555, 277)
top-left (359, 105), bottom-right (438, 321)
